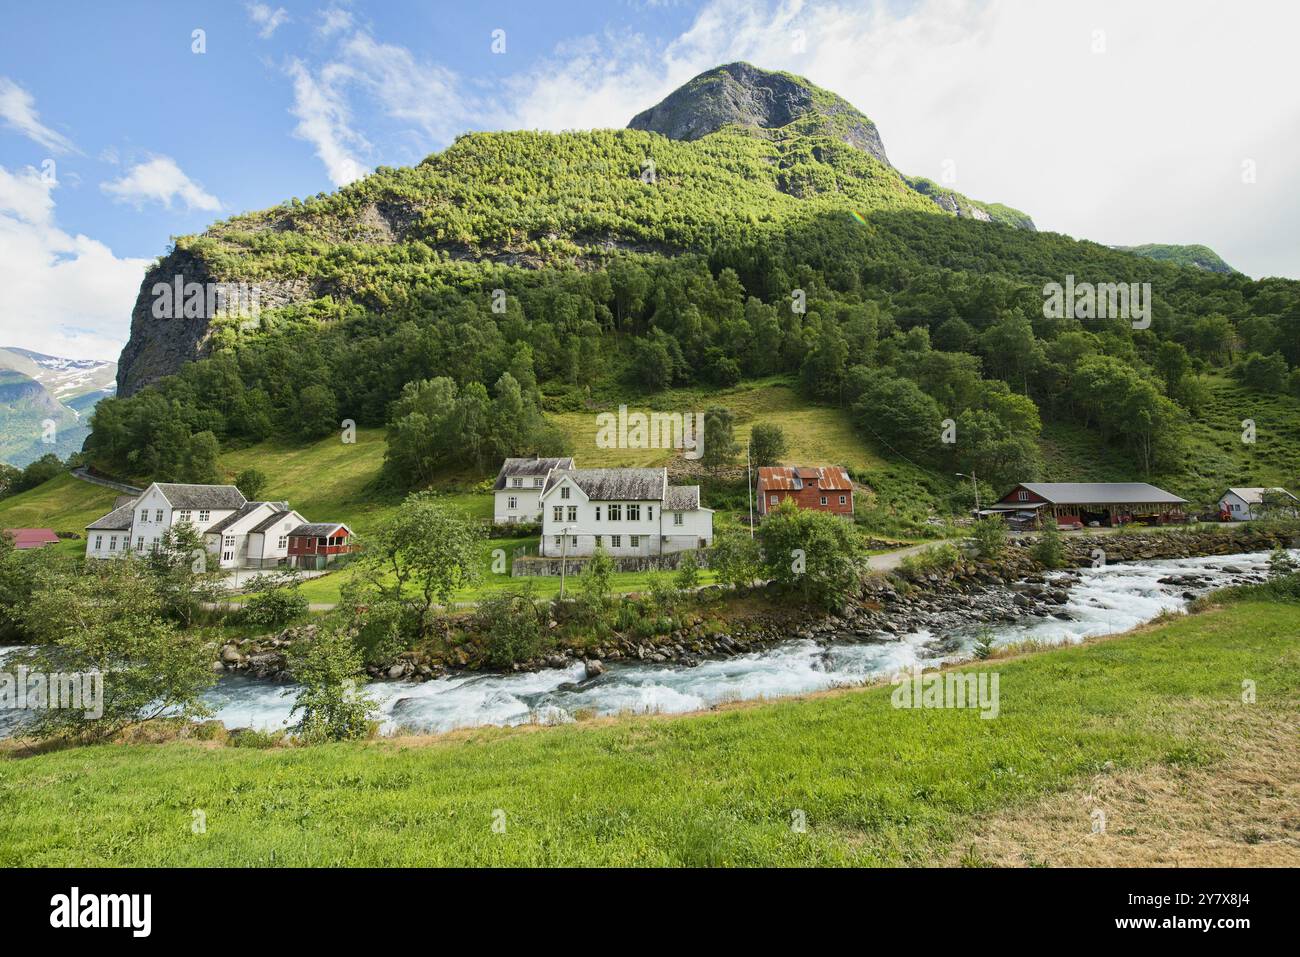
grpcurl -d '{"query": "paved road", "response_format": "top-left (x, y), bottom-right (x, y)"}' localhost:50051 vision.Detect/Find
top-left (70, 467), bottom-right (142, 495)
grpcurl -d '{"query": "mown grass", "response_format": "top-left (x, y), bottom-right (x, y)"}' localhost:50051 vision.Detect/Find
top-left (550, 377), bottom-right (886, 471)
top-left (1, 600), bottom-right (1293, 866)
top-left (0, 473), bottom-right (119, 556)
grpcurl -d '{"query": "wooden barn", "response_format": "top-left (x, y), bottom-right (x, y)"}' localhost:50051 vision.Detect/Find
top-left (986, 482), bottom-right (1188, 529)
top-left (756, 466), bottom-right (854, 519)
top-left (287, 522), bottom-right (355, 569)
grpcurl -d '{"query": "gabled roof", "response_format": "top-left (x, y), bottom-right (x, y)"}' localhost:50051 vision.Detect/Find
top-left (492, 457), bottom-right (575, 490)
top-left (248, 509), bottom-right (300, 534)
top-left (664, 485), bottom-right (702, 510)
top-left (153, 483), bottom-right (247, 510)
top-left (1223, 487), bottom-right (1298, 505)
top-left (757, 465), bottom-right (852, 492)
top-left (203, 501), bottom-right (275, 535)
top-left (543, 468), bottom-right (667, 502)
top-left (1010, 482), bottom-right (1187, 505)
top-left (4, 528), bottom-right (60, 548)
top-left (288, 522), bottom-right (351, 538)
top-left (86, 500), bottom-right (138, 531)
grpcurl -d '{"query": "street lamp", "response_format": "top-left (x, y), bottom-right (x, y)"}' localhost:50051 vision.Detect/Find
top-left (955, 472), bottom-right (981, 515)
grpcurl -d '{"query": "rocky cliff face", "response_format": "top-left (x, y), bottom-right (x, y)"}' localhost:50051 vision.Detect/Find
top-left (629, 62), bottom-right (892, 166)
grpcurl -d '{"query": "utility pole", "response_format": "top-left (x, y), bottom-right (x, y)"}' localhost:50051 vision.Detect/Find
top-left (559, 525), bottom-right (571, 599)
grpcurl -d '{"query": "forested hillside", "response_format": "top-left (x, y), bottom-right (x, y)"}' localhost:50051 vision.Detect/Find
top-left (81, 64), bottom-right (1300, 524)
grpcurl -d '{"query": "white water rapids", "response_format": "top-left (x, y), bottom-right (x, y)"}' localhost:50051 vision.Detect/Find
top-left (0, 550), bottom-right (1286, 739)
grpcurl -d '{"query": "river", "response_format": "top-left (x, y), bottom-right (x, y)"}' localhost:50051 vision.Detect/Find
top-left (0, 550), bottom-right (1285, 740)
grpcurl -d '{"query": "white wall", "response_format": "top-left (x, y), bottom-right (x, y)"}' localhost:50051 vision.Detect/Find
top-left (495, 485), bottom-right (544, 523)
top-left (537, 476), bottom-right (712, 557)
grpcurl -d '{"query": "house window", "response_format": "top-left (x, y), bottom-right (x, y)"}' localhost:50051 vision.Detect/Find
top-left (820, 496), bottom-right (827, 505)
top-left (223, 551), bottom-right (233, 562)
top-left (511, 477), bottom-right (523, 488)
top-left (769, 495), bottom-right (778, 505)
top-left (627, 504), bottom-right (641, 521)
top-left (840, 496), bottom-right (847, 505)
top-left (611, 535), bottom-right (622, 548)
top-left (594, 535), bottom-right (602, 547)
top-left (1017, 491), bottom-right (1028, 502)
top-left (554, 536), bottom-right (561, 547)
top-left (567, 505), bottom-right (577, 523)
top-left (108, 537), bottom-right (117, 551)
top-left (647, 506), bottom-right (653, 519)
top-left (673, 513), bottom-right (684, 526)
top-left (136, 537), bottom-right (144, 551)
top-left (608, 504), bottom-right (622, 521)
top-left (178, 510), bottom-right (191, 522)
top-left (595, 506), bottom-right (601, 521)
top-left (553, 505), bottom-right (563, 522)
top-left (508, 496), bottom-right (518, 509)
top-left (199, 510), bottom-right (210, 522)
top-left (155, 509), bottom-right (164, 522)
top-left (139, 509), bottom-right (148, 523)
top-left (630, 535), bottom-right (641, 548)
top-left (94, 535), bottom-right (103, 550)
top-left (224, 535), bottom-right (235, 547)
top-left (560, 486), bottom-right (570, 500)
top-left (571, 536), bottom-right (578, 548)
top-left (277, 535), bottom-right (288, 549)
top-left (534, 478), bottom-right (543, 487)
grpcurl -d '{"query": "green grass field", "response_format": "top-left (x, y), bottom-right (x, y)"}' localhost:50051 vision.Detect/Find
top-left (2, 599), bottom-right (1293, 866)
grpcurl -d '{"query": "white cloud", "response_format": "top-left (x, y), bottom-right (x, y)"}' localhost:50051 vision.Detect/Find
top-left (286, 58), bottom-right (371, 187)
top-left (0, 166), bottom-right (147, 361)
top-left (0, 76), bottom-right (76, 153)
top-left (100, 156), bottom-right (221, 212)
top-left (247, 3), bottom-right (290, 40)
top-left (318, 6), bottom-right (353, 37)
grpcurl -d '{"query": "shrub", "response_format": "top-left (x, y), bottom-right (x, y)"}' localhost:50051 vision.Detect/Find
top-left (756, 499), bottom-right (860, 609)
top-left (969, 516), bottom-right (1008, 559)
top-left (241, 572), bottom-right (309, 629)
top-left (1031, 522), bottom-right (1067, 569)
top-left (709, 528), bottom-right (761, 590)
top-left (674, 550), bottom-right (700, 591)
top-left (476, 586), bottom-right (549, 667)
top-left (898, 542), bottom-right (961, 577)
top-left (288, 623), bottom-right (377, 743)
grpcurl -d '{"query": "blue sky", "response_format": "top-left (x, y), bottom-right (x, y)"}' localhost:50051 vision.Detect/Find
top-left (2, 0), bottom-right (1297, 360)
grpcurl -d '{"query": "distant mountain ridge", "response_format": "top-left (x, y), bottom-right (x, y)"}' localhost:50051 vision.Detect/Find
top-left (0, 347), bottom-right (116, 467)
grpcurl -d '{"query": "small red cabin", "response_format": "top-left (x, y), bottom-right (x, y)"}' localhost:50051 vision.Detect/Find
top-left (4, 528), bottom-right (60, 549)
top-left (287, 522), bottom-right (354, 569)
top-left (756, 466), bottom-right (854, 519)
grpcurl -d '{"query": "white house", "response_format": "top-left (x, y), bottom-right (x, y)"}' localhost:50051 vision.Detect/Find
top-left (86, 483), bottom-right (248, 559)
top-left (493, 456), bottom-right (574, 524)
top-left (203, 502), bottom-right (308, 569)
top-left (1218, 487), bottom-right (1300, 521)
top-left (85, 483), bottom-right (308, 569)
top-left (537, 467), bottom-right (712, 558)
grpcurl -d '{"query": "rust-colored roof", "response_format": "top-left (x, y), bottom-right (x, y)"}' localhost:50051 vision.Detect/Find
top-left (4, 528), bottom-right (60, 548)
top-left (756, 466), bottom-right (852, 492)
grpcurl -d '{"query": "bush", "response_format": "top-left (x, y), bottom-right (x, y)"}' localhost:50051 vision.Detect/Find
top-left (969, 516), bottom-right (1008, 559)
top-left (288, 623), bottom-right (377, 743)
top-left (756, 499), bottom-right (861, 609)
top-left (1031, 522), bottom-right (1067, 569)
top-left (241, 572), bottom-right (309, 629)
top-left (476, 586), bottom-right (549, 667)
top-left (674, 550), bottom-right (700, 591)
top-left (709, 528), bottom-right (761, 590)
top-left (898, 542), bottom-right (961, 577)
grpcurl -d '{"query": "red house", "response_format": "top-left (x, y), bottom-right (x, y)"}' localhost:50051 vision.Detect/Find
top-left (287, 522), bottom-right (355, 569)
top-left (4, 528), bottom-right (60, 549)
top-left (756, 466), bottom-right (854, 519)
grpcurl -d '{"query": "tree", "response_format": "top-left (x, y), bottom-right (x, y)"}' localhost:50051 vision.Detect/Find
top-left (1154, 340), bottom-right (1192, 399)
top-left (297, 384), bottom-right (339, 439)
top-left (18, 558), bottom-right (215, 741)
top-left (708, 528), bottom-right (760, 590)
top-left (356, 491), bottom-right (484, 638)
top-left (1238, 352), bottom-right (1289, 393)
top-left (969, 516), bottom-right (1008, 559)
top-left (143, 521), bottom-right (225, 626)
top-left (1030, 521), bottom-right (1067, 569)
top-left (748, 423), bottom-right (787, 468)
top-left (756, 499), bottom-right (860, 609)
top-left (234, 467), bottom-right (268, 501)
top-left (579, 544), bottom-right (614, 614)
top-left (476, 586), bottom-right (549, 667)
top-left (289, 623), bottom-right (376, 742)
top-left (674, 550), bottom-right (700, 591)
top-left (701, 406), bottom-right (740, 473)
top-left (242, 570), bottom-right (309, 629)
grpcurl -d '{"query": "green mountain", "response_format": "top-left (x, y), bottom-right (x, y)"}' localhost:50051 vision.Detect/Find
top-left (0, 348), bottom-right (116, 467)
top-left (1113, 243), bottom-right (1238, 274)
top-left (88, 63), bottom-right (1299, 520)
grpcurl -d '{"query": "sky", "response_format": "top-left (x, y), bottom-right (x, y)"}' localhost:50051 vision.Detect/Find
top-left (1, 0), bottom-right (1297, 362)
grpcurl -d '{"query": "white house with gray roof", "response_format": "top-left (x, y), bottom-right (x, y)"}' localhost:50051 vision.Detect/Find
top-left (537, 466), bottom-right (712, 558)
top-left (1218, 487), bottom-right (1299, 521)
top-left (492, 456), bottom-right (575, 524)
top-left (85, 482), bottom-right (307, 569)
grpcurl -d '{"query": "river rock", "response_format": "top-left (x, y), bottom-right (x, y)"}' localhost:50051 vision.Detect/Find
top-left (585, 659), bottom-right (606, 678)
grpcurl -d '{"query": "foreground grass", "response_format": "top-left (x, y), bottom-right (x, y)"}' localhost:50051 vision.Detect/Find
top-left (2, 600), bottom-right (1294, 866)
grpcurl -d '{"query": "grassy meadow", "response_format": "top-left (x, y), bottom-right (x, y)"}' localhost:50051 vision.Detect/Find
top-left (2, 599), bottom-right (1295, 867)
